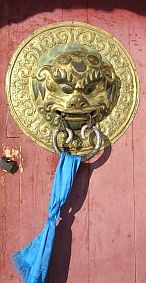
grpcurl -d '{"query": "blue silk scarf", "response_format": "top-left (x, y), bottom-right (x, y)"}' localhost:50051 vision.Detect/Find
top-left (13, 152), bottom-right (81, 283)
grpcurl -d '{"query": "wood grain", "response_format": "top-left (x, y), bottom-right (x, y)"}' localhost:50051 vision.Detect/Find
top-left (0, 14), bottom-right (21, 281)
top-left (129, 13), bottom-right (146, 283)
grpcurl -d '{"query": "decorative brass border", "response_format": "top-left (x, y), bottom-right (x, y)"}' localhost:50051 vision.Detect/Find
top-left (6, 22), bottom-right (139, 155)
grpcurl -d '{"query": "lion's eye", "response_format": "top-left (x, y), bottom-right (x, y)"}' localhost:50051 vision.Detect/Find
top-left (60, 84), bottom-right (74, 94)
top-left (84, 83), bottom-right (96, 95)
top-left (87, 54), bottom-right (100, 66)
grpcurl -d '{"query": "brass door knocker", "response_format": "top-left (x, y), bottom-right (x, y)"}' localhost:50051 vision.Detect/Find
top-left (6, 22), bottom-right (139, 161)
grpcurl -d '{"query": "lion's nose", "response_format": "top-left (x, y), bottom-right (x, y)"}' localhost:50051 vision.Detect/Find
top-left (67, 94), bottom-right (90, 110)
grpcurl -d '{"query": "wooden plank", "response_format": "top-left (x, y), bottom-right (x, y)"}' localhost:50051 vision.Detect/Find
top-left (88, 6), bottom-right (135, 283)
top-left (0, 7), bottom-right (22, 281)
top-left (1, 140), bottom-right (21, 283)
top-left (129, 13), bottom-right (146, 283)
top-left (0, 6), bottom-right (21, 282)
top-left (0, 16), bottom-right (21, 281)
top-left (62, 0), bottom-right (88, 22)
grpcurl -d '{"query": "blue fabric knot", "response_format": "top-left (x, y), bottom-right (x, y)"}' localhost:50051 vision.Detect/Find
top-left (48, 203), bottom-right (60, 223)
top-left (12, 152), bottom-right (81, 283)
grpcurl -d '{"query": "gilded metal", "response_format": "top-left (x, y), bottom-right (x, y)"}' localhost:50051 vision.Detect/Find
top-left (32, 49), bottom-right (120, 130)
top-left (6, 22), bottom-right (139, 157)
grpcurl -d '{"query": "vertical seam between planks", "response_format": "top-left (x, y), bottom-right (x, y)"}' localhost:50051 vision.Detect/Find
top-left (88, 163), bottom-right (90, 283)
top-left (129, 20), bottom-right (136, 282)
top-left (19, 144), bottom-right (22, 283)
top-left (132, 123), bottom-right (137, 283)
top-left (2, 174), bottom-right (6, 272)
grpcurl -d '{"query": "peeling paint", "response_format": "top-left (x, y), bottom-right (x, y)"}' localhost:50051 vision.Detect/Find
top-left (2, 146), bottom-right (19, 158)
top-left (19, 166), bottom-right (24, 173)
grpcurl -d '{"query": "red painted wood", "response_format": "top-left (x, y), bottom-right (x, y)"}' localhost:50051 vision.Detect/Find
top-left (88, 135), bottom-right (135, 283)
top-left (0, 1), bottom-right (146, 283)
top-left (62, 0), bottom-right (88, 22)
top-left (0, 12), bottom-right (21, 281)
top-left (1, 140), bottom-right (21, 283)
top-left (18, 138), bottom-right (58, 247)
top-left (129, 14), bottom-right (146, 283)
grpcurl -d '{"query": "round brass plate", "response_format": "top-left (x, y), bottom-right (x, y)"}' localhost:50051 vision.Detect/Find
top-left (6, 22), bottom-right (139, 154)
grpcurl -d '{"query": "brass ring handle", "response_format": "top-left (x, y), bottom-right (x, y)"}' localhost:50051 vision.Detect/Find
top-left (52, 126), bottom-right (73, 155)
top-left (52, 125), bottom-right (102, 162)
top-left (80, 125), bottom-right (102, 162)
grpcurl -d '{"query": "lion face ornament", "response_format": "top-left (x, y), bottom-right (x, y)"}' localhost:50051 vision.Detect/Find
top-left (32, 49), bottom-right (121, 131)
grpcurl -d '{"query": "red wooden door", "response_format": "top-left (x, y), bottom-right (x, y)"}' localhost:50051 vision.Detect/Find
top-left (0, 1), bottom-right (146, 283)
